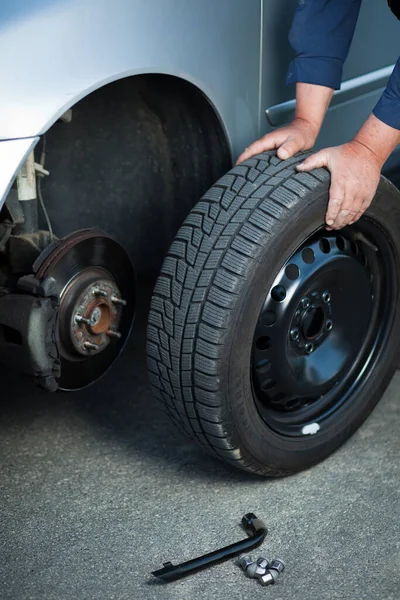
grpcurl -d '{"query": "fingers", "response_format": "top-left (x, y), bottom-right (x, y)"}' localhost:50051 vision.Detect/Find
top-left (296, 150), bottom-right (328, 172)
top-left (325, 180), bottom-right (345, 228)
top-left (297, 151), bottom-right (364, 230)
top-left (348, 209), bottom-right (364, 226)
top-left (276, 138), bottom-right (301, 161)
top-left (236, 132), bottom-right (302, 165)
top-left (345, 198), bottom-right (370, 226)
top-left (236, 136), bottom-right (278, 165)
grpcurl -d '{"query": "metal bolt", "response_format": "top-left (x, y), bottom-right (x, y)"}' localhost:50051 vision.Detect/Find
top-left (111, 295), bottom-right (127, 306)
top-left (83, 341), bottom-right (98, 351)
top-left (92, 287), bottom-right (108, 297)
top-left (75, 315), bottom-right (91, 326)
top-left (326, 320), bottom-right (333, 331)
top-left (322, 291), bottom-right (331, 303)
top-left (305, 342), bottom-right (314, 354)
top-left (290, 328), bottom-right (299, 341)
top-left (107, 329), bottom-right (122, 339)
top-left (301, 297), bottom-right (310, 309)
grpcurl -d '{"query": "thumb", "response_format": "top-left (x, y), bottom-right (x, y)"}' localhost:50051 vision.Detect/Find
top-left (277, 138), bottom-right (301, 161)
top-left (296, 151), bottom-right (328, 172)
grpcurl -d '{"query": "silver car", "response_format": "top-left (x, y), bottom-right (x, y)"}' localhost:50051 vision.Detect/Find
top-left (1, 0), bottom-right (399, 475)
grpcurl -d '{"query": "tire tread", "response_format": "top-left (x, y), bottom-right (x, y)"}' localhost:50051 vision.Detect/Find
top-left (147, 152), bottom-right (326, 474)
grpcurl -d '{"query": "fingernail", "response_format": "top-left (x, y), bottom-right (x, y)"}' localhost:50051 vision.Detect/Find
top-left (279, 149), bottom-right (289, 160)
top-left (296, 163), bottom-right (304, 170)
top-left (326, 219), bottom-right (334, 226)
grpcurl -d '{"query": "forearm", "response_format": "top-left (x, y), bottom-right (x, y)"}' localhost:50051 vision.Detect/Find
top-left (353, 114), bottom-right (400, 167)
top-left (294, 83), bottom-right (334, 138)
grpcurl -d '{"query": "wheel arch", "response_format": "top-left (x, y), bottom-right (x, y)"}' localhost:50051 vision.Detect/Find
top-left (33, 72), bottom-right (233, 273)
top-left (41, 70), bottom-right (233, 162)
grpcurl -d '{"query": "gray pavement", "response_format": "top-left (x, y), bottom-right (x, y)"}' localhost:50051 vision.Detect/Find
top-left (0, 285), bottom-right (399, 600)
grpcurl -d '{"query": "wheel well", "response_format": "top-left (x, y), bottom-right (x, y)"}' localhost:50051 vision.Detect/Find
top-left (39, 74), bottom-right (232, 273)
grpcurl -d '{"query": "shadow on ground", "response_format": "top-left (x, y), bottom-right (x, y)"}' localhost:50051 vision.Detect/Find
top-left (0, 279), bottom-right (399, 600)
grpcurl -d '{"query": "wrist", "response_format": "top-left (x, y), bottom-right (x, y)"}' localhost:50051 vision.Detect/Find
top-left (349, 138), bottom-right (384, 170)
top-left (292, 116), bottom-right (320, 142)
top-left (294, 82), bottom-right (334, 141)
top-left (352, 114), bottom-right (400, 167)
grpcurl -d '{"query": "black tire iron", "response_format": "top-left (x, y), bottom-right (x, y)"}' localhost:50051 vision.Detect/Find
top-left (151, 513), bottom-right (267, 582)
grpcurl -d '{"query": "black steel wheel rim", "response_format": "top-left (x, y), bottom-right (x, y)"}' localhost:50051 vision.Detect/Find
top-left (251, 219), bottom-right (397, 437)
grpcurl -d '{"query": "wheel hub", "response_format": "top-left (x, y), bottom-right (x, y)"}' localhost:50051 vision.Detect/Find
top-left (64, 275), bottom-right (125, 356)
top-left (290, 290), bottom-right (332, 354)
top-left (252, 230), bottom-right (374, 415)
top-left (33, 229), bottom-right (136, 390)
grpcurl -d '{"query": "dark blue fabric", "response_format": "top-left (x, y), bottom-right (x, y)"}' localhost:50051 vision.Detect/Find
top-left (373, 57), bottom-right (400, 129)
top-left (286, 0), bottom-right (400, 130)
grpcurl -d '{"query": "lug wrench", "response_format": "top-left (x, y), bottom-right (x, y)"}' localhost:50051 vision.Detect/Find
top-left (151, 513), bottom-right (267, 582)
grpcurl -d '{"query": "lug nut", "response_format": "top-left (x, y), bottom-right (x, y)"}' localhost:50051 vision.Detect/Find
top-left (258, 558), bottom-right (285, 586)
top-left (238, 554), bottom-right (253, 571)
top-left (305, 342), bottom-right (314, 354)
top-left (238, 555), bottom-right (254, 578)
top-left (92, 287), bottom-right (108, 297)
top-left (269, 558), bottom-right (285, 575)
top-left (259, 571), bottom-right (276, 586)
top-left (322, 291), bottom-right (331, 303)
top-left (301, 297), bottom-right (310, 309)
top-left (246, 562), bottom-right (267, 578)
top-left (75, 315), bottom-right (91, 326)
top-left (238, 554), bottom-right (266, 579)
top-left (290, 328), bottom-right (299, 341)
top-left (111, 295), bottom-right (127, 306)
top-left (256, 557), bottom-right (269, 569)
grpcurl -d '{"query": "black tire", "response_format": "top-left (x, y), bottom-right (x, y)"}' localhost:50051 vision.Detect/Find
top-left (147, 151), bottom-right (400, 476)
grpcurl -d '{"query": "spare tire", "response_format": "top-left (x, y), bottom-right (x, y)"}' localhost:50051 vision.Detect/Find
top-left (147, 151), bottom-right (400, 476)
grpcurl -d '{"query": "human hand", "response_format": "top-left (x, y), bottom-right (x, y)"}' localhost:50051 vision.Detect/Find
top-left (296, 141), bottom-right (382, 230)
top-left (236, 117), bottom-right (318, 165)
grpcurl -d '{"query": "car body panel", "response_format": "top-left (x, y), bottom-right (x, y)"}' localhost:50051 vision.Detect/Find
top-left (0, 0), bottom-right (398, 212)
top-left (0, 0), bottom-right (262, 153)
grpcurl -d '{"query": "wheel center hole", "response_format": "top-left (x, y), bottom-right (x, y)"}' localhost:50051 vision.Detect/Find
top-left (88, 302), bottom-right (111, 334)
top-left (302, 306), bottom-right (325, 339)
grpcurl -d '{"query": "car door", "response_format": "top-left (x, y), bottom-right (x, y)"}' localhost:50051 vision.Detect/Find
top-left (260, 0), bottom-right (399, 167)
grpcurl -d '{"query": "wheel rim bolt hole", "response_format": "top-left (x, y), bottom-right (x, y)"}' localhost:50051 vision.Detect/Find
top-left (322, 292), bottom-right (331, 303)
top-left (290, 328), bottom-right (299, 341)
top-left (256, 336), bottom-right (271, 351)
top-left (271, 285), bottom-right (287, 302)
top-left (326, 320), bottom-right (333, 332)
top-left (305, 342), bottom-right (314, 354)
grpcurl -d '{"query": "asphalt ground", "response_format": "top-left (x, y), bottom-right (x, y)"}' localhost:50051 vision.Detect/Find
top-left (0, 281), bottom-right (399, 600)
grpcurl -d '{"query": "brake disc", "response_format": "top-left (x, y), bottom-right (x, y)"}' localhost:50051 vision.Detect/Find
top-left (33, 229), bottom-right (135, 391)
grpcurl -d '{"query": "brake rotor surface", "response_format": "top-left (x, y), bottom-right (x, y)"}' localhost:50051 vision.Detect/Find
top-left (34, 229), bottom-right (135, 391)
